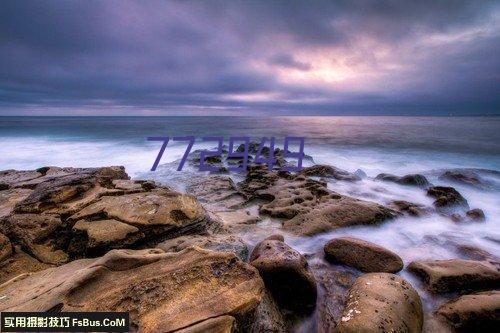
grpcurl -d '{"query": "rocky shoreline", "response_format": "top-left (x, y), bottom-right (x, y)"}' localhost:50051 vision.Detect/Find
top-left (0, 155), bottom-right (499, 332)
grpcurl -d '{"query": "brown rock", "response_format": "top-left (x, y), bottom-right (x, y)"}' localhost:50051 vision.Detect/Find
top-left (175, 316), bottom-right (236, 333)
top-left (426, 186), bottom-right (469, 213)
top-left (239, 169), bottom-right (396, 236)
top-left (187, 175), bottom-right (246, 211)
top-left (0, 247), bottom-right (264, 332)
top-left (250, 237), bottom-right (317, 313)
top-left (337, 273), bottom-right (423, 333)
top-left (376, 173), bottom-right (430, 187)
top-left (250, 290), bottom-right (287, 333)
top-left (388, 200), bottom-right (431, 217)
top-left (439, 169), bottom-right (493, 190)
top-left (157, 233), bottom-right (249, 260)
top-left (436, 290), bottom-right (500, 332)
top-left (69, 188), bottom-right (213, 237)
top-left (0, 232), bottom-right (12, 262)
top-left (1, 214), bottom-right (69, 265)
top-left (408, 259), bottom-right (500, 293)
top-left (0, 247), bottom-right (52, 284)
top-left (324, 237), bottom-right (403, 273)
top-left (300, 165), bottom-right (360, 181)
top-left (0, 188), bottom-right (32, 219)
top-left (466, 208), bottom-right (486, 221)
top-left (71, 219), bottom-right (144, 255)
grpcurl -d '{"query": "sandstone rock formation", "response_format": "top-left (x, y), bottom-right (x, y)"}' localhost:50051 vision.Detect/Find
top-left (408, 259), bottom-right (500, 293)
top-left (324, 237), bottom-right (403, 273)
top-left (375, 173), bottom-right (430, 187)
top-left (0, 247), bottom-right (265, 333)
top-left (336, 273), bottom-right (423, 333)
top-left (426, 186), bottom-right (469, 213)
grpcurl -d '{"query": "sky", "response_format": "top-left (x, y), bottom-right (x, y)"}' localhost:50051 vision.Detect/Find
top-left (0, 0), bottom-right (499, 116)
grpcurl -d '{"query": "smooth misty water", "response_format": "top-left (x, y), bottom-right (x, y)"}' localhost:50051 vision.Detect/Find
top-left (1, 116), bottom-right (499, 330)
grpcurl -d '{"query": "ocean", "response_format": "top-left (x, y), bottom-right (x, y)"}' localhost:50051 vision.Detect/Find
top-left (1, 115), bottom-right (499, 330)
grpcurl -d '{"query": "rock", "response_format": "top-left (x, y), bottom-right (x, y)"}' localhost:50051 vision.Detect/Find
top-left (456, 244), bottom-right (497, 261)
top-left (250, 290), bottom-right (287, 333)
top-left (0, 169), bottom-right (44, 189)
top-left (427, 186), bottom-right (469, 213)
top-left (157, 233), bottom-right (249, 260)
top-left (13, 168), bottom-right (127, 214)
top-left (354, 169), bottom-right (367, 179)
top-left (0, 247), bottom-right (52, 284)
top-left (375, 173), bottom-right (430, 187)
top-left (175, 316), bottom-right (236, 333)
top-left (408, 259), bottom-right (500, 293)
top-left (1, 213), bottom-right (69, 265)
top-left (0, 247), bottom-right (264, 332)
top-left (186, 175), bottom-right (246, 211)
top-left (216, 209), bottom-right (261, 225)
top-left (439, 170), bottom-right (493, 190)
top-left (0, 232), bottom-right (12, 262)
top-left (466, 208), bottom-right (486, 221)
top-left (0, 188), bottom-right (32, 219)
top-left (436, 290), bottom-right (500, 332)
top-left (336, 273), bottom-right (423, 333)
top-left (249, 237), bottom-right (317, 313)
top-left (239, 168), bottom-right (397, 236)
top-left (388, 200), bottom-right (431, 217)
top-left (310, 258), bottom-right (358, 333)
top-left (71, 219), bottom-right (144, 256)
top-left (300, 165), bottom-right (360, 181)
top-left (111, 179), bottom-right (146, 192)
top-left (68, 188), bottom-right (213, 239)
top-left (324, 237), bottom-right (403, 273)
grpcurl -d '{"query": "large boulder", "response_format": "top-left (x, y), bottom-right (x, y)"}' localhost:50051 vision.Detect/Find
top-left (324, 237), bottom-right (403, 273)
top-left (436, 290), bottom-right (500, 332)
top-left (0, 247), bottom-right (52, 284)
top-left (375, 173), bottom-right (430, 188)
top-left (438, 169), bottom-right (498, 190)
top-left (249, 236), bottom-right (317, 313)
top-left (336, 273), bottom-right (423, 333)
top-left (408, 259), bottom-right (500, 293)
top-left (0, 247), bottom-right (265, 332)
top-left (239, 168), bottom-right (397, 236)
top-left (426, 186), bottom-right (469, 213)
top-left (186, 175), bottom-right (246, 211)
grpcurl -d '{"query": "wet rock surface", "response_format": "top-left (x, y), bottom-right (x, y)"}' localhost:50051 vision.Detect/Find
top-left (436, 290), bottom-right (500, 332)
top-left (240, 166), bottom-right (397, 236)
top-left (0, 247), bottom-right (264, 332)
top-left (408, 259), bottom-right (500, 293)
top-left (249, 236), bottom-right (317, 313)
top-left (336, 273), bottom-right (423, 333)
top-left (300, 165), bottom-right (360, 181)
top-left (375, 173), bottom-right (430, 187)
top-left (426, 186), bottom-right (469, 213)
top-left (324, 237), bottom-right (404, 273)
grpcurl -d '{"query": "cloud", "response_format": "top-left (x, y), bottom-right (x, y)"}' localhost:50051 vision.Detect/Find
top-left (0, 0), bottom-right (498, 115)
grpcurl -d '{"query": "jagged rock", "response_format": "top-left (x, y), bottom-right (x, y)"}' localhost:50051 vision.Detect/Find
top-left (408, 259), bottom-right (500, 293)
top-left (427, 186), bottom-right (469, 213)
top-left (157, 233), bottom-right (249, 260)
top-left (71, 219), bottom-right (144, 256)
top-left (0, 188), bottom-right (32, 219)
top-left (300, 165), bottom-right (360, 181)
top-left (336, 273), bottom-right (423, 333)
top-left (0, 232), bottom-right (12, 262)
top-left (375, 173), bottom-right (430, 187)
top-left (0, 247), bottom-right (52, 284)
top-left (186, 175), bottom-right (246, 211)
top-left (0, 247), bottom-right (264, 332)
top-left (436, 290), bottom-right (500, 332)
top-left (239, 168), bottom-right (397, 236)
top-left (13, 167), bottom-right (128, 214)
top-left (388, 200), bottom-right (430, 216)
top-left (1, 213), bottom-right (69, 265)
top-left (0, 169), bottom-right (44, 188)
top-left (216, 209), bottom-right (261, 225)
top-left (68, 188), bottom-right (213, 238)
top-left (324, 237), bottom-right (403, 273)
top-left (175, 315), bottom-right (236, 333)
top-left (249, 236), bottom-right (317, 313)
top-left (466, 208), bottom-right (486, 221)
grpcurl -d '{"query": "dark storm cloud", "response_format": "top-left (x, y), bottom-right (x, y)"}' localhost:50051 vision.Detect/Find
top-left (0, 0), bottom-right (499, 115)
